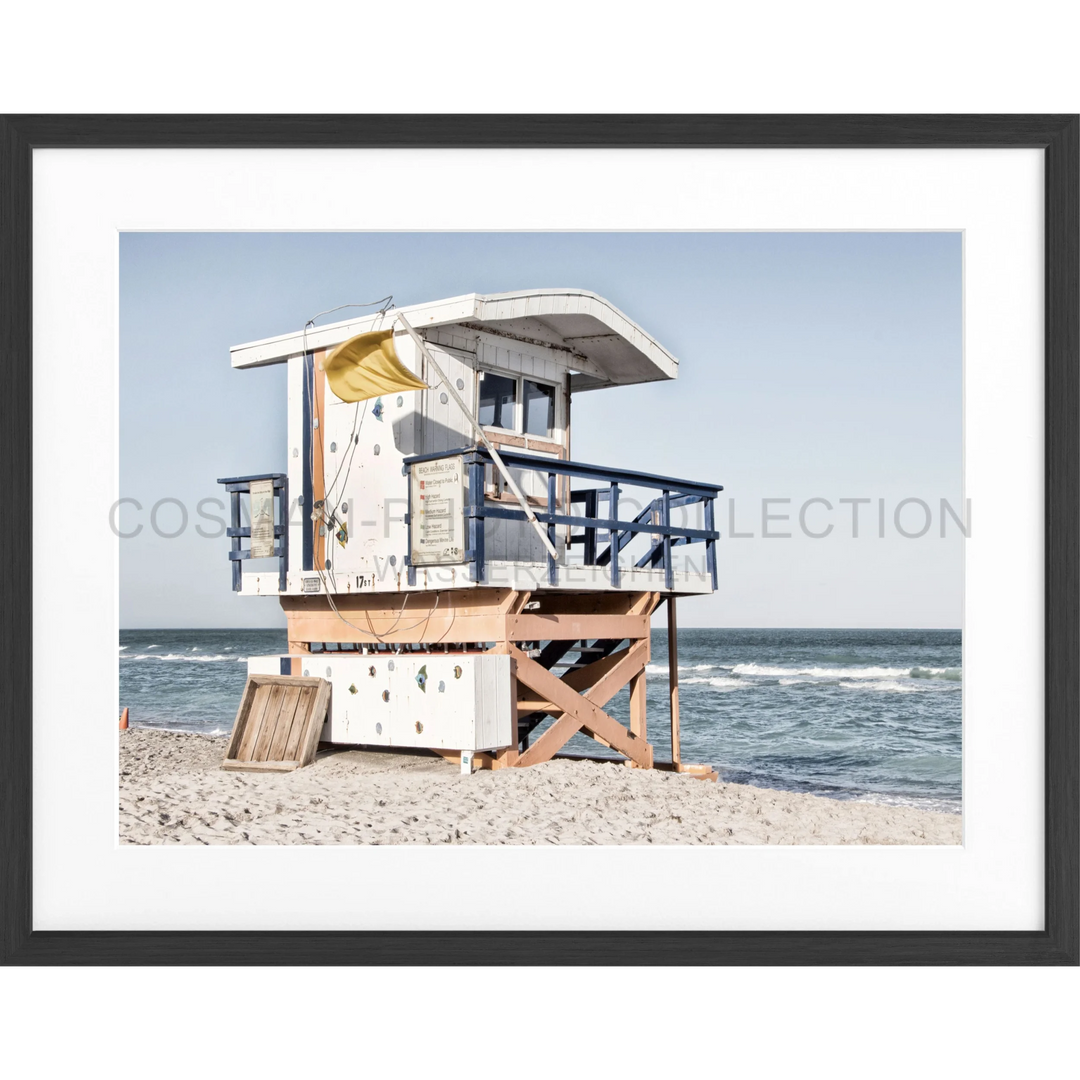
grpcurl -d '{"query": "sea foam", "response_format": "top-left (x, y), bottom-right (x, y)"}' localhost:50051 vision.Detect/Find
top-left (681, 676), bottom-right (747, 691)
top-left (123, 652), bottom-right (235, 663)
top-left (839, 679), bottom-right (921, 694)
top-left (732, 663), bottom-right (961, 682)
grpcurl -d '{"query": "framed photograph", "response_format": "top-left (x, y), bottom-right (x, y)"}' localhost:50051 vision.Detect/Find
top-left (1, 115), bottom-right (1075, 964)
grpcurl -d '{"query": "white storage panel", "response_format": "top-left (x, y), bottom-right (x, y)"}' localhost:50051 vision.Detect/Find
top-left (248, 653), bottom-right (512, 752)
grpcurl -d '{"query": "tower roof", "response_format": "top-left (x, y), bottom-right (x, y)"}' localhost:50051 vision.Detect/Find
top-left (229, 289), bottom-right (679, 391)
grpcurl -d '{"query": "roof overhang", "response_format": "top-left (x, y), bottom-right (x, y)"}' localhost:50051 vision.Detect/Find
top-left (229, 290), bottom-right (678, 391)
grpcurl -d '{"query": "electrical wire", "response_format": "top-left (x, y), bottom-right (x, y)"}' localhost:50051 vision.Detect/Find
top-left (298, 295), bottom-right (447, 643)
top-left (324, 402), bottom-right (364, 514)
top-left (317, 582), bottom-right (443, 644)
top-left (306, 298), bottom-right (393, 326)
top-left (304, 297), bottom-right (394, 596)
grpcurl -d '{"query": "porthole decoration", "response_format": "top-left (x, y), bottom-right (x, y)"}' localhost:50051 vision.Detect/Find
top-left (376, 722), bottom-right (383, 735)
top-left (348, 683), bottom-right (358, 695)
top-left (438, 680), bottom-right (445, 693)
top-left (382, 690), bottom-right (390, 702)
top-left (373, 444), bottom-right (381, 456)
top-left (415, 721), bottom-right (424, 734)
top-left (453, 665), bottom-right (462, 679)
top-left (368, 665), bottom-right (376, 677)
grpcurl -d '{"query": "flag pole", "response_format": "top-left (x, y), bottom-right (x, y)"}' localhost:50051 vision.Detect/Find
top-left (394, 311), bottom-right (560, 562)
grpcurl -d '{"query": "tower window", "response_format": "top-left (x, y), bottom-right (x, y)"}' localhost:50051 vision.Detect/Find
top-left (477, 372), bottom-right (517, 430)
top-left (523, 380), bottom-right (556, 437)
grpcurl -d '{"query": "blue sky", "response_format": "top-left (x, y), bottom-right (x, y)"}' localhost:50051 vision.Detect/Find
top-left (119, 231), bottom-right (962, 628)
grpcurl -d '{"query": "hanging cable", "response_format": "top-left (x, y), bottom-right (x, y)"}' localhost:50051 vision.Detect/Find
top-left (304, 299), bottom-right (394, 598)
top-left (306, 297), bottom-right (393, 327)
top-left (316, 586), bottom-right (442, 644)
top-left (298, 296), bottom-right (443, 642)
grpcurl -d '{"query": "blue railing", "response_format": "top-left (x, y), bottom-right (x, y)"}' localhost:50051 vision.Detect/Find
top-left (403, 448), bottom-right (721, 590)
top-left (216, 473), bottom-right (289, 592)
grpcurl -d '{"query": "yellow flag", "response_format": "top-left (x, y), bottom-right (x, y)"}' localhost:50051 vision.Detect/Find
top-left (320, 330), bottom-right (429, 403)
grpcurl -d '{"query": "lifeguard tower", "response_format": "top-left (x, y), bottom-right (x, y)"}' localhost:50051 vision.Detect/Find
top-left (218, 290), bottom-right (721, 775)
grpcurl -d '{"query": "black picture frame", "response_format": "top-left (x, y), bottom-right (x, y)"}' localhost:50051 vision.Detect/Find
top-left (1, 115), bottom-right (1076, 966)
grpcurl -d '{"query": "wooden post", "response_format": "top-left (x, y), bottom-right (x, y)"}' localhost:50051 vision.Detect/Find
top-left (629, 669), bottom-right (646, 741)
top-left (287, 640), bottom-right (311, 677)
top-left (667, 597), bottom-right (681, 767)
top-left (510, 644), bottom-right (653, 769)
top-left (630, 603), bottom-right (650, 742)
top-left (490, 638), bottom-right (520, 770)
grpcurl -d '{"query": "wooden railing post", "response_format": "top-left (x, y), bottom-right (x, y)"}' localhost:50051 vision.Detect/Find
top-left (705, 496), bottom-right (717, 589)
top-left (584, 488), bottom-right (597, 565)
top-left (468, 457), bottom-right (486, 584)
top-left (547, 470), bottom-right (558, 585)
top-left (277, 476), bottom-right (289, 593)
top-left (404, 464), bottom-right (417, 586)
top-left (230, 490), bottom-right (242, 591)
top-left (609, 483), bottom-right (620, 587)
top-left (662, 489), bottom-right (673, 592)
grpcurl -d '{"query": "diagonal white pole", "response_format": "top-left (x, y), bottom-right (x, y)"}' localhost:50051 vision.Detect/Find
top-left (395, 311), bottom-right (560, 562)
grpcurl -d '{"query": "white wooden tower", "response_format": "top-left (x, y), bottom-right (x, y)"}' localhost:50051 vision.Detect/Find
top-left (219, 290), bottom-right (721, 775)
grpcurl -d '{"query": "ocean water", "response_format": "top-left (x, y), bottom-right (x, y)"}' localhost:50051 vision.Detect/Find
top-left (119, 627), bottom-right (961, 814)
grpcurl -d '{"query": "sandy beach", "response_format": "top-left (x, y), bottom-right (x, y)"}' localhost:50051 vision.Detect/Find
top-left (119, 728), bottom-right (961, 845)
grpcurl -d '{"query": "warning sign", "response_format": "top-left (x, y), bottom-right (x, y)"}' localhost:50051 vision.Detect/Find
top-left (409, 455), bottom-right (466, 565)
top-left (249, 479), bottom-right (276, 559)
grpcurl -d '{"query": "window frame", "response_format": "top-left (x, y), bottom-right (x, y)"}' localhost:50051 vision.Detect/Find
top-left (522, 377), bottom-right (558, 440)
top-left (475, 367), bottom-right (561, 440)
top-left (475, 368), bottom-right (520, 434)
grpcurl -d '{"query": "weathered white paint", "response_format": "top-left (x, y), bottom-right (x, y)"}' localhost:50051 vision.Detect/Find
top-left (416, 342), bottom-right (476, 457)
top-left (244, 652), bottom-right (511, 750)
top-left (296, 653), bottom-right (511, 751)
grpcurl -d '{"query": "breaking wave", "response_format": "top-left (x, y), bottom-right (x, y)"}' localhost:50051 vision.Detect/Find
top-left (910, 666), bottom-right (962, 682)
top-left (732, 663), bottom-right (960, 682)
top-left (839, 679), bottom-right (921, 694)
top-left (680, 676), bottom-right (748, 692)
